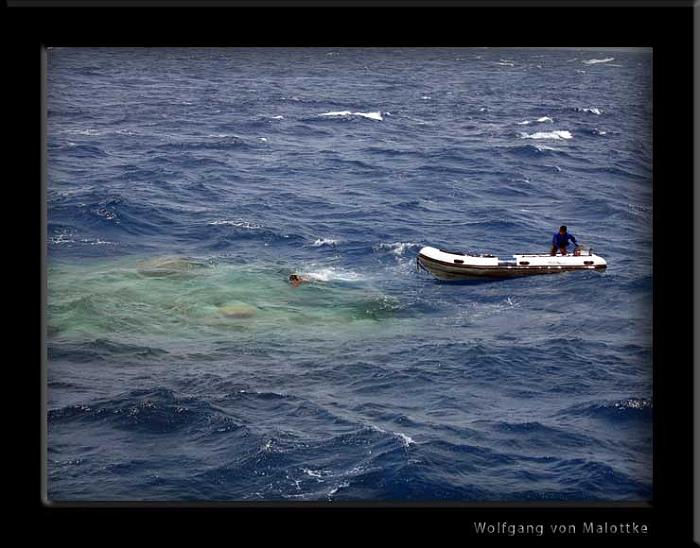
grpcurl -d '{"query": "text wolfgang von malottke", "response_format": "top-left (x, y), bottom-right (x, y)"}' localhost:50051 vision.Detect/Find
top-left (473, 521), bottom-right (649, 537)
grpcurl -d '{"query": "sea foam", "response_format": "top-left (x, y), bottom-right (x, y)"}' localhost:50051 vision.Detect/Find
top-left (303, 267), bottom-right (364, 282)
top-left (577, 107), bottom-right (603, 115)
top-left (319, 111), bottom-right (384, 121)
top-left (311, 238), bottom-right (338, 247)
top-left (207, 220), bottom-right (263, 229)
top-left (517, 116), bottom-right (553, 125)
top-left (519, 130), bottom-right (572, 140)
top-left (373, 242), bottom-right (420, 256)
top-left (582, 57), bottom-right (615, 65)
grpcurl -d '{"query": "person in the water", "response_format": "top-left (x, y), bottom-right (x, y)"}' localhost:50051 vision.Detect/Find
top-left (551, 225), bottom-right (578, 256)
top-left (289, 274), bottom-right (311, 288)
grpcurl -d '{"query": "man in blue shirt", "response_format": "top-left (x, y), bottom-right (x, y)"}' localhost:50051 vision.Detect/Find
top-left (551, 225), bottom-right (578, 256)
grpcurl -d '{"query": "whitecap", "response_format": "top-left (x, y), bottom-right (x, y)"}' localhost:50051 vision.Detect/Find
top-left (65, 128), bottom-right (103, 136)
top-left (582, 57), bottom-right (615, 65)
top-left (80, 238), bottom-right (117, 246)
top-left (270, 115), bottom-right (284, 120)
top-left (311, 238), bottom-right (338, 247)
top-left (535, 145), bottom-right (560, 152)
top-left (49, 234), bottom-right (75, 245)
top-left (259, 137), bottom-right (268, 142)
top-left (319, 111), bottom-right (383, 121)
top-left (519, 130), bottom-right (572, 140)
top-left (373, 242), bottom-right (420, 256)
top-left (577, 107), bottom-right (602, 115)
top-left (303, 267), bottom-right (364, 282)
top-left (517, 116), bottom-right (553, 125)
top-left (206, 133), bottom-right (242, 139)
top-left (207, 220), bottom-right (263, 229)
top-left (327, 481), bottom-right (350, 498)
top-left (303, 468), bottom-right (324, 479)
top-left (393, 432), bottom-right (415, 447)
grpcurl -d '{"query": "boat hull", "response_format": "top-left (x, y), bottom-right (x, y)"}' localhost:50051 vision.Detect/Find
top-left (417, 247), bottom-right (607, 280)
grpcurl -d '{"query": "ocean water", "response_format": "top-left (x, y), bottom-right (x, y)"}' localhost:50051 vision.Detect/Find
top-left (46, 48), bottom-right (653, 502)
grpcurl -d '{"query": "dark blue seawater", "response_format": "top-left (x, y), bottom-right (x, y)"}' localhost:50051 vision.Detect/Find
top-left (46, 48), bottom-right (652, 502)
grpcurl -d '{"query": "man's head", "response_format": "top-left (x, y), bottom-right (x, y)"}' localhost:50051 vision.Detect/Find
top-left (559, 225), bottom-right (567, 234)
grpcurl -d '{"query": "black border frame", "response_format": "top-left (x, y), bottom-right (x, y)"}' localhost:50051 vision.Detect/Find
top-left (9, 1), bottom-right (693, 543)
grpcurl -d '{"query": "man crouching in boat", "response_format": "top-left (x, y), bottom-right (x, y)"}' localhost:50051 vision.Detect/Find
top-left (551, 225), bottom-right (579, 256)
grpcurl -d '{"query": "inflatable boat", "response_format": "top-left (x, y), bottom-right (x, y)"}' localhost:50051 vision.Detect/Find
top-left (417, 246), bottom-right (607, 280)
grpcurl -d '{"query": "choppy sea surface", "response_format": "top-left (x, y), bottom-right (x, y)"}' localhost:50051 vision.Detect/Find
top-left (46, 48), bottom-right (652, 502)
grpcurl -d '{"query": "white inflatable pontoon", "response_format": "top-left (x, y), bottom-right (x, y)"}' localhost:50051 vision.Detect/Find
top-left (417, 246), bottom-right (607, 280)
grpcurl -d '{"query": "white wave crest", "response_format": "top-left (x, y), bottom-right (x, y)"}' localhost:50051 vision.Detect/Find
top-left (327, 481), bottom-right (350, 498)
top-left (394, 432), bottom-right (415, 447)
top-left (520, 130), bottom-right (572, 140)
top-left (303, 267), bottom-right (364, 282)
top-left (582, 57), bottom-right (615, 65)
top-left (517, 116), bottom-right (553, 125)
top-left (577, 107), bottom-right (602, 115)
top-left (206, 133), bottom-right (242, 139)
top-left (319, 111), bottom-right (383, 121)
top-left (207, 220), bottom-right (263, 229)
top-left (270, 115), bottom-right (284, 120)
top-left (311, 238), bottom-right (338, 247)
top-left (303, 468), bottom-right (324, 479)
top-left (373, 242), bottom-right (420, 256)
top-left (65, 129), bottom-right (103, 136)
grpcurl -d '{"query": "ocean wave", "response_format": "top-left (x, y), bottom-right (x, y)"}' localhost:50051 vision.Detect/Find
top-left (547, 458), bottom-right (649, 497)
top-left (48, 338), bottom-right (169, 363)
top-left (318, 111), bottom-right (384, 121)
top-left (519, 130), bottom-right (572, 140)
top-left (62, 128), bottom-right (105, 136)
top-left (582, 57), bottom-right (615, 65)
top-left (558, 398), bottom-right (652, 422)
top-left (60, 143), bottom-right (111, 158)
top-left (311, 238), bottom-right (338, 247)
top-left (49, 235), bottom-right (117, 246)
top-left (517, 116), bottom-right (553, 125)
top-left (368, 424), bottom-right (415, 447)
top-left (372, 242), bottom-right (421, 256)
top-left (48, 387), bottom-right (243, 435)
top-left (302, 267), bottom-right (365, 282)
top-left (576, 107), bottom-right (603, 115)
top-left (207, 219), bottom-right (263, 229)
top-left (507, 143), bottom-right (564, 156)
